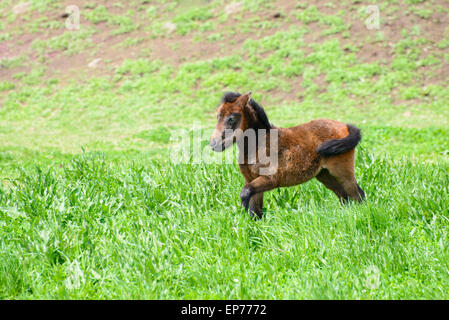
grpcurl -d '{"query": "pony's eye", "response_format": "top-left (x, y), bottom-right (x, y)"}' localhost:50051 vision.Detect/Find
top-left (226, 117), bottom-right (235, 125)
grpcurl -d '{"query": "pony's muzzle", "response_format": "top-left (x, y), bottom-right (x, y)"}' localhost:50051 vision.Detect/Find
top-left (210, 138), bottom-right (224, 152)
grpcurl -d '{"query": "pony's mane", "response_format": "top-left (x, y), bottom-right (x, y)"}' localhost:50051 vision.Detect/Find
top-left (221, 92), bottom-right (273, 130)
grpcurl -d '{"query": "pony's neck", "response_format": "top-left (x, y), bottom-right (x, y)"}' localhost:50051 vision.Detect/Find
top-left (237, 124), bottom-right (272, 164)
top-left (244, 108), bottom-right (271, 132)
top-left (237, 98), bottom-right (273, 162)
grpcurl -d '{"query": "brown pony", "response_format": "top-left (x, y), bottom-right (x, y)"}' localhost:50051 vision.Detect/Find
top-left (210, 91), bottom-right (365, 219)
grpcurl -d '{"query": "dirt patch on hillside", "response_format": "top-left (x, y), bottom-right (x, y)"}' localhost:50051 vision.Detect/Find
top-left (1, 0), bottom-right (448, 105)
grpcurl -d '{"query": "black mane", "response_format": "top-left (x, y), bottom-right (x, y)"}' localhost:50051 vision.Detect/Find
top-left (221, 92), bottom-right (273, 130)
top-left (221, 92), bottom-right (242, 103)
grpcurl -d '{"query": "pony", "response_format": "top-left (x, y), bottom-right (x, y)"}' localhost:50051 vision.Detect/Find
top-left (210, 91), bottom-right (365, 219)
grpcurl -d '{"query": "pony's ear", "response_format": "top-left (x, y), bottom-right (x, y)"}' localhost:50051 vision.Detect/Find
top-left (236, 91), bottom-right (252, 108)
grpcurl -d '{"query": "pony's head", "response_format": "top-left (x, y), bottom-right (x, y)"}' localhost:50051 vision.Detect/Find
top-left (210, 91), bottom-right (272, 152)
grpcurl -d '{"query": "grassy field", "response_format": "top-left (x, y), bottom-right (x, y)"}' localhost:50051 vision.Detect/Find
top-left (1, 0), bottom-right (449, 299)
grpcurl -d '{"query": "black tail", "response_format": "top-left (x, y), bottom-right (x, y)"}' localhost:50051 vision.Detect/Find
top-left (317, 124), bottom-right (361, 157)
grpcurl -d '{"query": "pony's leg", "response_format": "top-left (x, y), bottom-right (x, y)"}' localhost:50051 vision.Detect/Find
top-left (315, 169), bottom-right (349, 204)
top-left (356, 184), bottom-right (366, 200)
top-left (338, 175), bottom-right (365, 202)
top-left (241, 176), bottom-right (275, 215)
top-left (323, 150), bottom-right (365, 202)
top-left (249, 192), bottom-right (264, 219)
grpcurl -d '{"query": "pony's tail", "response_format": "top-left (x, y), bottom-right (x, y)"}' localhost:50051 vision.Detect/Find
top-left (317, 124), bottom-right (361, 157)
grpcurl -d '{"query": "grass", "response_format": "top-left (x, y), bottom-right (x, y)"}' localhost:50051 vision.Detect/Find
top-left (1, 152), bottom-right (448, 299)
top-left (1, 0), bottom-right (449, 299)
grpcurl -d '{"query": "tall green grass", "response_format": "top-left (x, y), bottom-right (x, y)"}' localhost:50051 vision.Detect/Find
top-left (1, 151), bottom-right (448, 299)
